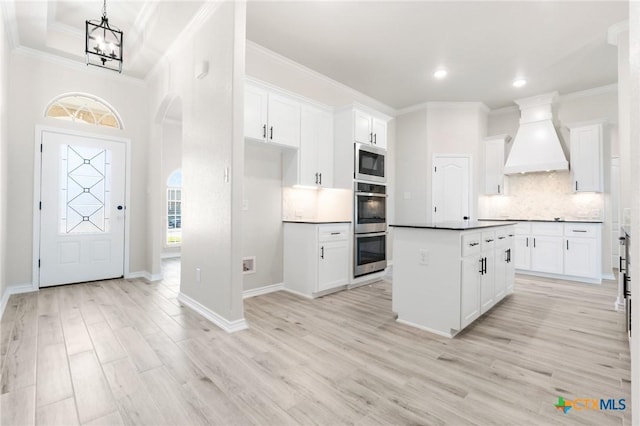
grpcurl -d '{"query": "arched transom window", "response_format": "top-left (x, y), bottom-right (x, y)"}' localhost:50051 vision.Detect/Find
top-left (45, 93), bottom-right (123, 129)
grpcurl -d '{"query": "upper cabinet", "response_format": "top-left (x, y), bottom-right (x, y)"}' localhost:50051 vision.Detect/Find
top-left (353, 109), bottom-right (387, 149)
top-left (244, 82), bottom-right (301, 149)
top-left (334, 105), bottom-right (391, 188)
top-left (284, 104), bottom-right (334, 188)
top-left (484, 135), bottom-right (509, 195)
top-left (568, 120), bottom-right (605, 193)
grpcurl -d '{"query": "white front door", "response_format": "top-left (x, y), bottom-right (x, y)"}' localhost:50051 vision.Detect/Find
top-left (432, 156), bottom-right (470, 222)
top-left (39, 130), bottom-right (126, 287)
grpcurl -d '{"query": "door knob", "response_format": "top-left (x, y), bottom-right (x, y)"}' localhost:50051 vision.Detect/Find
top-left (117, 205), bottom-right (124, 210)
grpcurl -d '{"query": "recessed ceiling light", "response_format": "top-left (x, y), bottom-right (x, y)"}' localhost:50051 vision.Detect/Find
top-left (433, 69), bottom-right (448, 79)
top-left (513, 78), bottom-right (527, 88)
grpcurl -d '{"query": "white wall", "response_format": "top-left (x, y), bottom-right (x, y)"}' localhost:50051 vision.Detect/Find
top-left (0, 4), bottom-right (9, 311)
top-left (395, 103), bottom-right (488, 224)
top-left (243, 142), bottom-right (283, 291)
top-left (147, 2), bottom-right (246, 326)
top-left (5, 53), bottom-right (149, 289)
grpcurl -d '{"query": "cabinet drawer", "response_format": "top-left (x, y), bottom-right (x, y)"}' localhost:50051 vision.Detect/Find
top-left (531, 222), bottom-right (563, 236)
top-left (462, 233), bottom-right (481, 257)
top-left (481, 231), bottom-right (496, 251)
top-left (318, 225), bottom-right (349, 242)
top-left (564, 223), bottom-right (598, 238)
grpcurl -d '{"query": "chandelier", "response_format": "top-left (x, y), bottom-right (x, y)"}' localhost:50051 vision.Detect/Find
top-left (85, 0), bottom-right (123, 73)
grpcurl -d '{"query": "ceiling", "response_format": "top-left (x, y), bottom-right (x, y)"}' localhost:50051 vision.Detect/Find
top-left (1, 1), bottom-right (629, 110)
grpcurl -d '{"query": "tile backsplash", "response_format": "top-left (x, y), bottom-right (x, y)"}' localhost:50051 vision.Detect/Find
top-left (479, 171), bottom-right (603, 220)
top-left (282, 187), bottom-right (352, 222)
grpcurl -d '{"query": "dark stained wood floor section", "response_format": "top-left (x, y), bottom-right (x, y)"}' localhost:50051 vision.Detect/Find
top-left (0, 258), bottom-right (632, 425)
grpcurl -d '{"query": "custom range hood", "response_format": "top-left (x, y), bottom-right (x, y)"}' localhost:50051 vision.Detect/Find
top-left (503, 91), bottom-right (568, 174)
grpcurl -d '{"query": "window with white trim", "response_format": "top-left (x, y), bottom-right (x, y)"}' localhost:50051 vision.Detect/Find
top-left (45, 93), bottom-right (123, 129)
top-left (167, 169), bottom-right (182, 245)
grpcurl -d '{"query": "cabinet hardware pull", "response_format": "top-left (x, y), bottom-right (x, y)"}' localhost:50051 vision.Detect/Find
top-left (498, 236), bottom-right (505, 240)
top-left (508, 234), bottom-right (514, 237)
top-left (485, 239), bottom-right (494, 243)
top-left (319, 173), bottom-right (322, 185)
top-left (533, 238), bottom-right (536, 248)
top-left (483, 257), bottom-right (487, 274)
top-left (498, 184), bottom-right (500, 194)
top-left (572, 230), bottom-right (587, 233)
top-left (315, 173), bottom-right (318, 184)
top-left (270, 126), bottom-right (273, 140)
top-left (526, 237), bottom-right (529, 247)
top-left (575, 181), bottom-right (578, 191)
top-left (321, 246), bottom-right (324, 259)
top-left (479, 258), bottom-right (484, 274)
top-left (330, 232), bottom-right (341, 235)
top-left (469, 242), bottom-right (479, 247)
top-left (374, 133), bottom-right (377, 144)
top-left (262, 124), bottom-right (266, 138)
top-left (566, 240), bottom-right (569, 250)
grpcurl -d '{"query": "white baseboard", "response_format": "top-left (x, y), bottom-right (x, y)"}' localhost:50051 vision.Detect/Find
top-left (396, 317), bottom-right (456, 338)
top-left (243, 282), bottom-right (284, 299)
top-left (125, 271), bottom-right (163, 282)
top-left (281, 287), bottom-right (314, 299)
top-left (0, 283), bottom-right (38, 319)
top-left (177, 292), bottom-right (248, 333)
top-left (602, 272), bottom-right (616, 281)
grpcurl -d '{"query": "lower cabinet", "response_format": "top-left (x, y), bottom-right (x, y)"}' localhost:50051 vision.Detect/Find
top-left (461, 255), bottom-right (481, 329)
top-left (284, 223), bottom-right (350, 298)
top-left (515, 221), bottom-right (602, 283)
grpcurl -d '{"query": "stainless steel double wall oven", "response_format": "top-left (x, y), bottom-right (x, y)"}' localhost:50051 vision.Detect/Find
top-left (354, 144), bottom-right (387, 277)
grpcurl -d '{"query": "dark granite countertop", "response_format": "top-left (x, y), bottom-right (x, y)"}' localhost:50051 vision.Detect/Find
top-left (478, 218), bottom-right (603, 224)
top-left (390, 221), bottom-right (517, 231)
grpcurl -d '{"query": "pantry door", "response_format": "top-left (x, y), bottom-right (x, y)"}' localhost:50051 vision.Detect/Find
top-left (39, 129), bottom-right (127, 287)
top-left (431, 155), bottom-right (470, 223)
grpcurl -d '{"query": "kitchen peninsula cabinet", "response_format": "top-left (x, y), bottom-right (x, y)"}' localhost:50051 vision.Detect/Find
top-left (283, 222), bottom-right (350, 298)
top-left (244, 80), bottom-right (301, 149)
top-left (568, 120), bottom-right (605, 193)
top-left (391, 221), bottom-right (516, 338)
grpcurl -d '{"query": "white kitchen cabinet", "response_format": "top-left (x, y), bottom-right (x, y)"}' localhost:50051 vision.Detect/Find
top-left (494, 228), bottom-right (513, 300)
top-left (461, 254), bottom-right (481, 328)
top-left (244, 81), bottom-right (301, 149)
top-left (568, 120), bottom-right (605, 193)
top-left (393, 224), bottom-right (515, 337)
top-left (484, 135), bottom-right (509, 195)
top-left (563, 223), bottom-right (601, 279)
top-left (504, 231), bottom-right (515, 294)
top-left (514, 220), bottom-right (602, 283)
top-left (480, 231), bottom-right (496, 313)
top-left (283, 104), bottom-right (334, 187)
top-left (333, 105), bottom-right (392, 188)
top-left (284, 223), bottom-right (350, 298)
top-left (353, 109), bottom-right (387, 149)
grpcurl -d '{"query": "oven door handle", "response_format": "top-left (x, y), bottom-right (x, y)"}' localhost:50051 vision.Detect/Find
top-left (355, 192), bottom-right (388, 197)
top-left (355, 232), bottom-right (387, 238)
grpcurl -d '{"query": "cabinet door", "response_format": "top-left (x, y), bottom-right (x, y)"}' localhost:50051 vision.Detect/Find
top-left (480, 252), bottom-right (495, 314)
top-left (531, 236), bottom-right (564, 273)
top-left (564, 237), bottom-right (598, 278)
top-left (318, 240), bottom-right (349, 292)
top-left (316, 109), bottom-right (334, 187)
top-left (505, 243), bottom-right (515, 294)
top-left (244, 85), bottom-right (268, 141)
top-left (514, 236), bottom-right (531, 270)
top-left (461, 256), bottom-right (482, 328)
top-left (299, 106), bottom-right (320, 186)
top-left (371, 118), bottom-right (387, 149)
top-left (268, 93), bottom-right (301, 148)
top-left (571, 124), bottom-right (603, 192)
top-left (484, 138), bottom-right (505, 195)
top-left (354, 110), bottom-right (372, 144)
top-left (494, 248), bottom-right (507, 301)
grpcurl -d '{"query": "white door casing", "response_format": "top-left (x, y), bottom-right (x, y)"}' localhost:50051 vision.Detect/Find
top-left (37, 129), bottom-right (127, 287)
top-left (432, 155), bottom-right (471, 222)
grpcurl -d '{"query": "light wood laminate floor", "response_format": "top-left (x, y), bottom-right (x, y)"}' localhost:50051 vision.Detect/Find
top-left (1, 259), bottom-right (631, 425)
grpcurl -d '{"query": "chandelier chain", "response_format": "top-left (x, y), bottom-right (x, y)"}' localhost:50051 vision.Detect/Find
top-left (102, 0), bottom-right (107, 19)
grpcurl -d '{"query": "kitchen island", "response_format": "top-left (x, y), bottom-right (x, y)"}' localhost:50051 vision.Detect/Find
top-left (391, 221), bottom-right (516, 337)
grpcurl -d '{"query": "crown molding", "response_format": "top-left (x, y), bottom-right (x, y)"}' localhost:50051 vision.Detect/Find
top-left (397, 100), bottom-right (490, 116)
top-left (608, 20), bottom-right (629, 46)
top-left (246, 40), bottom-right (396, 117)
top-left (13, 46), bottom-right (146, 87)
top-left (488, 105), bottom-right (519, 115)
top-left (558, 83), bottom-right (618, 102)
